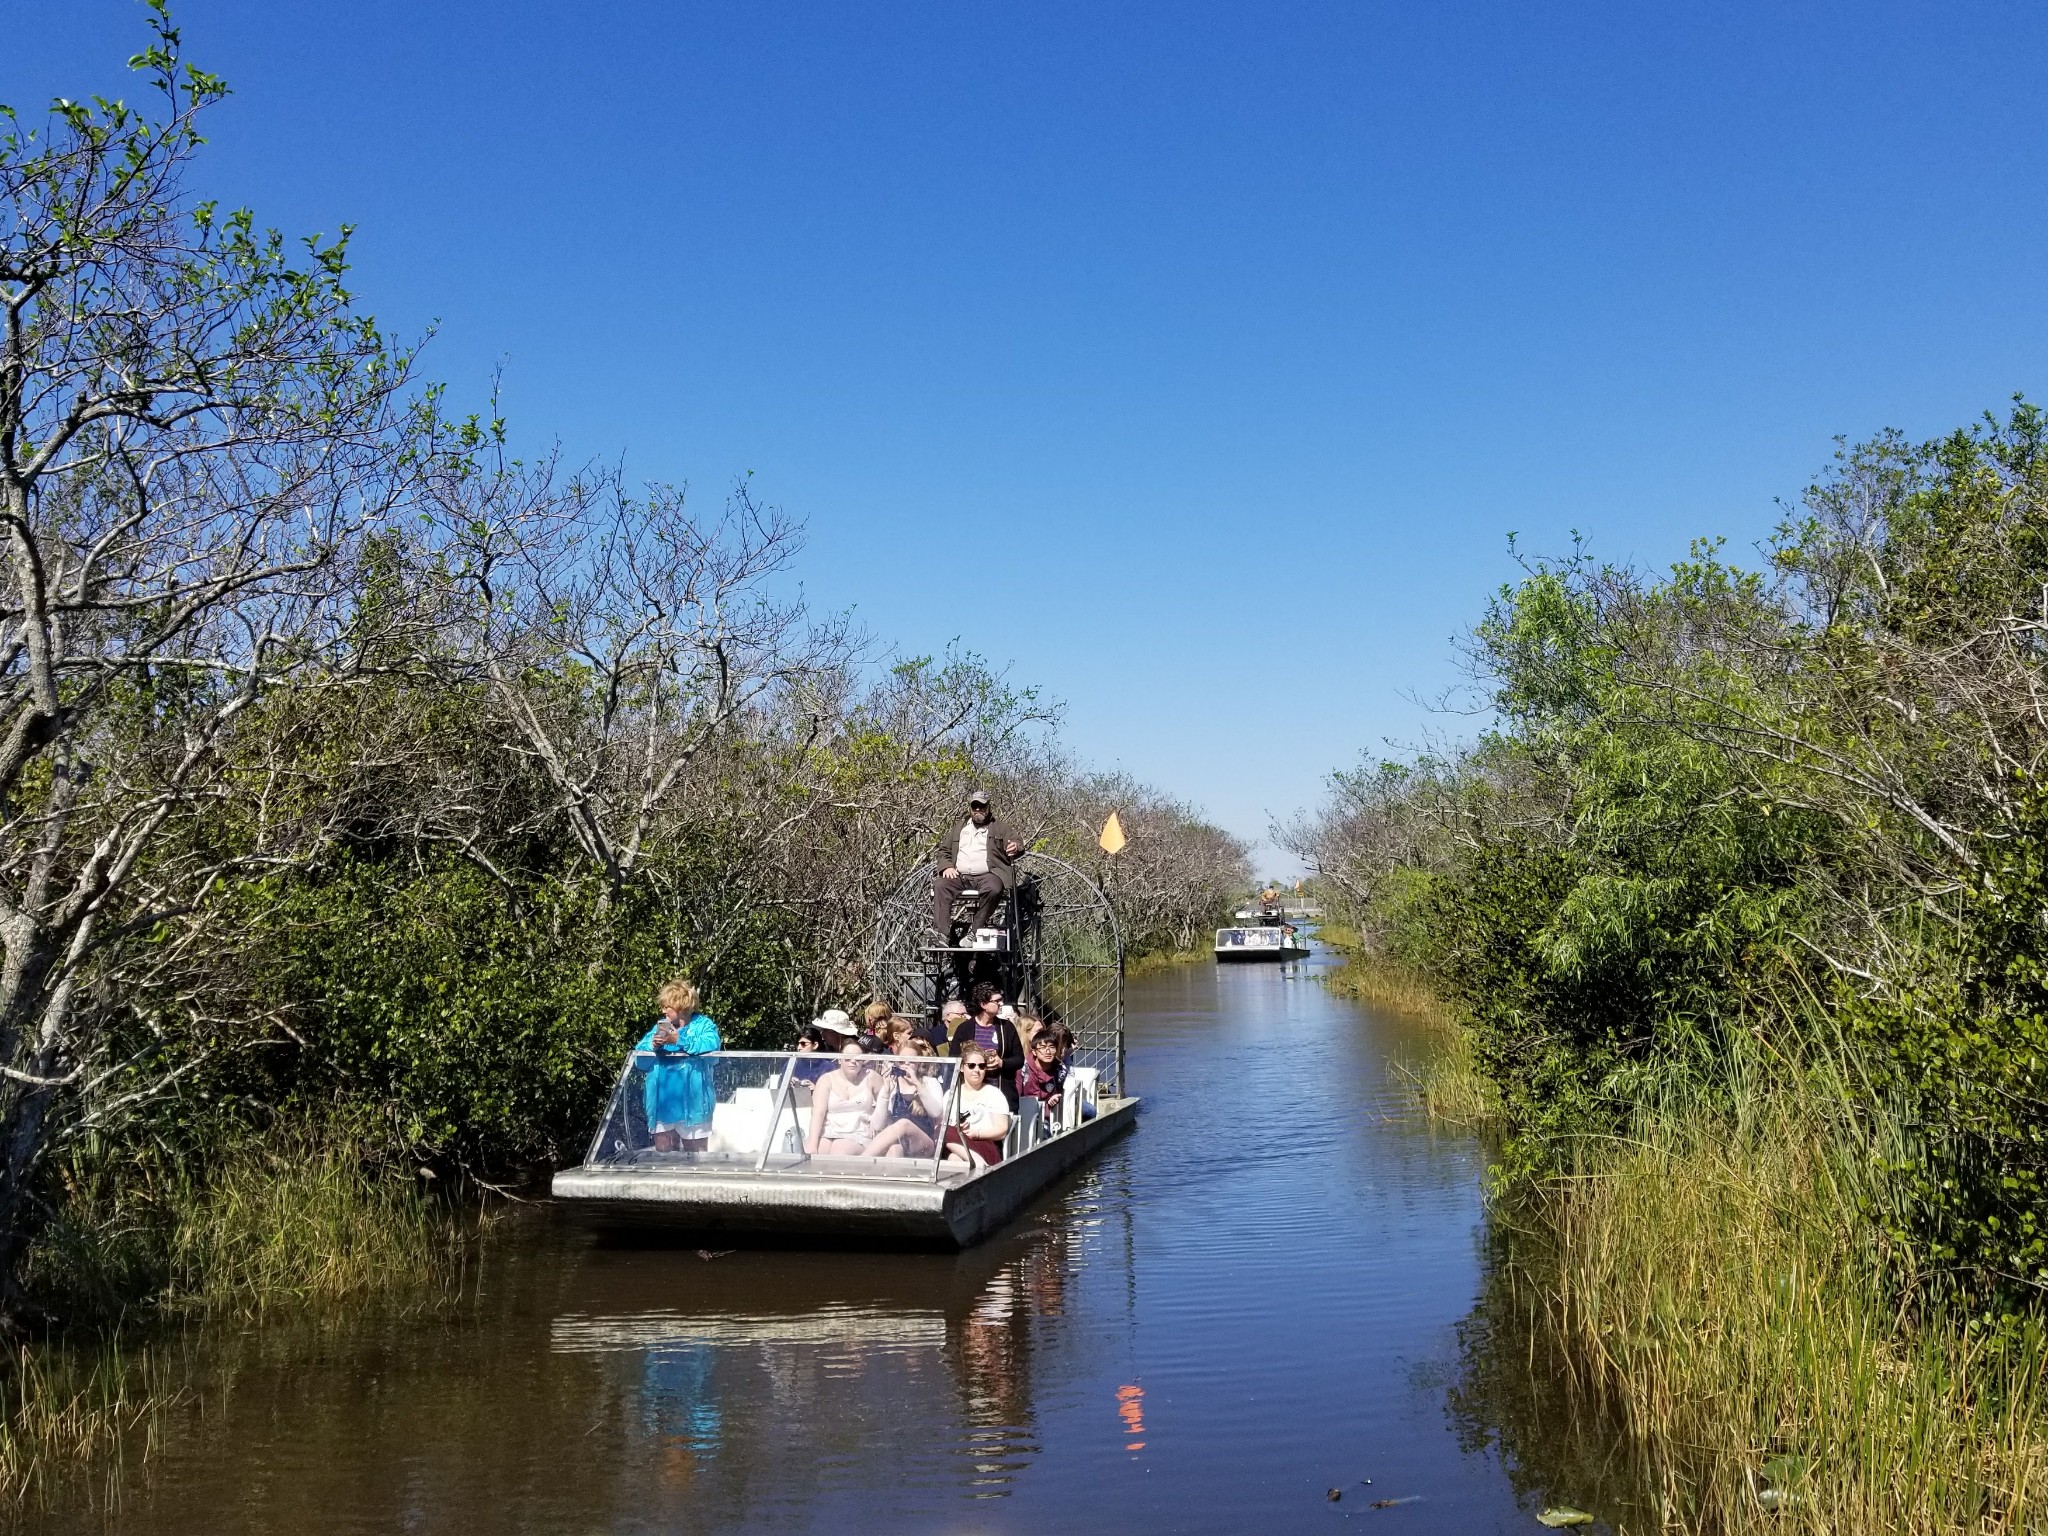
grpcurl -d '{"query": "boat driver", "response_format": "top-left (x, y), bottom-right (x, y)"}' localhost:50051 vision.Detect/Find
top-left (931, 789), bottom-right (1024, 943)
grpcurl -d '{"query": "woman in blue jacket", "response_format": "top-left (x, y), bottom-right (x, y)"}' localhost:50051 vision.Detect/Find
top-left (637, 977), bottom-right (722, 1152)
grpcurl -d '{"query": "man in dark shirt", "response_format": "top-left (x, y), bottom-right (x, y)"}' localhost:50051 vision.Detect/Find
top-left (955, 982), bottom-right (1025, 1110)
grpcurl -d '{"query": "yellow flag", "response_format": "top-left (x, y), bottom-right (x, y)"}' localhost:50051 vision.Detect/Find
top-left (1098, 812), bottom-right (1127, 856)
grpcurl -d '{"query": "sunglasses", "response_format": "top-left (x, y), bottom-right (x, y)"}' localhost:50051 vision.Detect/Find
top-left (961, 1061), bottom-right (989, 1070)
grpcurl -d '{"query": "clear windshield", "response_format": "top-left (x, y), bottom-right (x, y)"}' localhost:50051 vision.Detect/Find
top-left (1217, 928), bottom-right (1285, 946)
top-left (584, 1051), bottom-right (967, 1171)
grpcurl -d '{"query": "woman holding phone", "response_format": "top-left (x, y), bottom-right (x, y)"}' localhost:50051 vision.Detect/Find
top-left (636, 977), bottom-right (721, 1152)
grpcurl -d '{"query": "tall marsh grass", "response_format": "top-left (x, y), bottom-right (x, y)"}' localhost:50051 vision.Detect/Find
top-left (0, 1336), bottom-right (189, 1505)
top-left (1485, 1069), bottom-right (2048, 1533)
top-left (1326, 954), bottom-right (1453, 1024)
top-left (37, 1129), bottom-right (457, 1317)
top-left (1125, 945), bottom-right (1211, 978)
top-left (162, 1134), bottom-right (454, 1310)
top-left (1409, 1022), bottom-right (1499, 1127)
top-left (2, 1128), bottom-right (467, 1502)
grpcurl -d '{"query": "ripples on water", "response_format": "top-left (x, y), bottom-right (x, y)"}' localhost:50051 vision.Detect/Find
top-left (23, 945), bottom-right (1555, 1535)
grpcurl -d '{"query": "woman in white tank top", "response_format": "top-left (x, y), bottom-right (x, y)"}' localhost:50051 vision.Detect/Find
top-left (807, 1045), bottom-right (886, 1155)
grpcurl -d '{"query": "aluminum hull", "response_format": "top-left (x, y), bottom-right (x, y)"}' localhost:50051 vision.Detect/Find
top-left (552, 1097), bottom-right (1137, 1248)
top-left (1213, 946), bottom-right (1309, 962)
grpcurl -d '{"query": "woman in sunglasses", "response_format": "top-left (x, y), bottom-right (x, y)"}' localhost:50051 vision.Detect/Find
top-left (939, 1049), bottom-right (1012, 1169)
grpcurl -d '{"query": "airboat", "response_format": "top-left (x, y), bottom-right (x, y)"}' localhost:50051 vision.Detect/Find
top-left (1213, 923), bottom-right (1310, 962)
top-left (551, 853), bottom-right (1136, 1248)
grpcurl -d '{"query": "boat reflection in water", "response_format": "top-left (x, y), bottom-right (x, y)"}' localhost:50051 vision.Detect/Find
top-left (540, 1181), bottom-right (1112, 1524)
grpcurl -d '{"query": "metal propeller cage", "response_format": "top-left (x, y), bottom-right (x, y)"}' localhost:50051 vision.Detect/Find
top-left (870, 852), bottom-right (1125, 1097)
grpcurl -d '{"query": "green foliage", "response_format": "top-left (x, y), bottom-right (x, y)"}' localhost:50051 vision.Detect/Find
top-left (1319, 402), bottom-right (2048, 1309)
top-left (1402, 555), bottom-right (1837, 1142)
top-left (175, 846), bottom-right (803, 1173)
top-left (0, 9), bottom-right (1253, 1325)
top-left (1849, 778), bottom-right (2048, 1297)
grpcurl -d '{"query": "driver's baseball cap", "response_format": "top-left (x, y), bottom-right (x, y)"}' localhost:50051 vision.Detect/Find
top-left (967, 789), bottom-right (991, 806)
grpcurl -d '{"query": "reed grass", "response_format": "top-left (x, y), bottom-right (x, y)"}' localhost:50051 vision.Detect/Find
top-left (1410, 1023), bottom-right (1500, 1127)
top-left (1489, 1071), bottom-right (2048, 1534)
top-left (0, 1128), bottom-right (471, 1503)
top-left (0, 1334), bottom-right (189, 1505)
top-left (1125, 945), bottom-right (1212, 978)
top-left (38, 1129), bottom-right (458, 1318)
top-left (161, 1134), bottom-right (455, 1311)
top-left (1317, 933), bottom-right (1455, 1025)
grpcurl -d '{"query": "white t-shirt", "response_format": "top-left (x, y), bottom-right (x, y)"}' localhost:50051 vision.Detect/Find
top-left (955, 820), bottom-right (992, 876)
top-left (957, 1082), bottom-right (1010, 1138)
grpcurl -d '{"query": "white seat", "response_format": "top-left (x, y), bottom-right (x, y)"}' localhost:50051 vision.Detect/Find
top-left (709, 1098), bottom-right (770, 1155)
top-left (1006, 1097), bottom-right (1042, 1157)
top-left (712, 1083), bottom-right (796, 1154)
top-left (763, 1104), bottom-right (811, 1154)
top-left (1060, 1067), bottom-right (1099, 1131)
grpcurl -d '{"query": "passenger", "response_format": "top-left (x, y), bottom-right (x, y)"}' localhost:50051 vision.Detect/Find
top-left (791, 1024), bottom-right (832, 1084)
top-left (940, 1049), bottom-right (1011, 1168)
top-left (805, 1044), bottom-right (888, 1157)
top-left (886, 1016), bottom-right (926, 1053)
top-left (888, 1014), bottom-right (925, 1051)
top-left (635, 977), bottom-right (722, 1153)
top-left (812, 1008), bottom-right (858, 1055)
top-left (961, 982), bottom-right (1026, 1111)
top-left (1015, 1027), bottom-right (1068, 1121)
top-left (864, 1035), bottom-right (948, 1158)
top-left (930, 789), bottom-right (1025, 944)
top-left (1050, 1023), bottom-right (1095, 1120)
top-left (799, 1008), bottom-right (856, 1084)
top-left (857, 1000), bottom-right (893, 1052)
top-left (935, 998), bottom-right (971, 1053)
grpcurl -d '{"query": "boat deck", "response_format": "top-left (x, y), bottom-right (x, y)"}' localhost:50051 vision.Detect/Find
top-left (554, 1095), bottom-right (1137, 1246)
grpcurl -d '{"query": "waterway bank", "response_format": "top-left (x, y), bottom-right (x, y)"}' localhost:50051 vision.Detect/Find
top-left (1310, 926), bottom-right (1495, 1128)
top-left (1464, 1082), bottom-right (2048, 1535)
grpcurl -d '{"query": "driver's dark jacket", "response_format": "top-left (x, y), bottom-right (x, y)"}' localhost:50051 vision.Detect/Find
top-left (935, 817), bottom-right (1023, 889)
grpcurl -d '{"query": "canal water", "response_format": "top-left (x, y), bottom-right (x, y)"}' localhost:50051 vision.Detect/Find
top-left (28, 945), bottom-right (1562, 1534)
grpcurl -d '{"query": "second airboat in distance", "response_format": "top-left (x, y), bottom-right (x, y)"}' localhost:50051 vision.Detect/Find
top-left (551, 851), bottom-right (1136, 1249)
top-left (1214, 890), bottom-right (1311, 963)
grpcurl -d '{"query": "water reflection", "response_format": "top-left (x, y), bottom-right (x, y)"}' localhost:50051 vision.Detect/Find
top-left (543, 1224), bottom-right (1090, 1513)
top-left (1447, 1228), bottom-right (1662, 1534)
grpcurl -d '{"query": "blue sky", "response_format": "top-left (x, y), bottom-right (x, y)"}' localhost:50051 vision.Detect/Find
top-left (10, 2), bottom-right (2048, 871)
